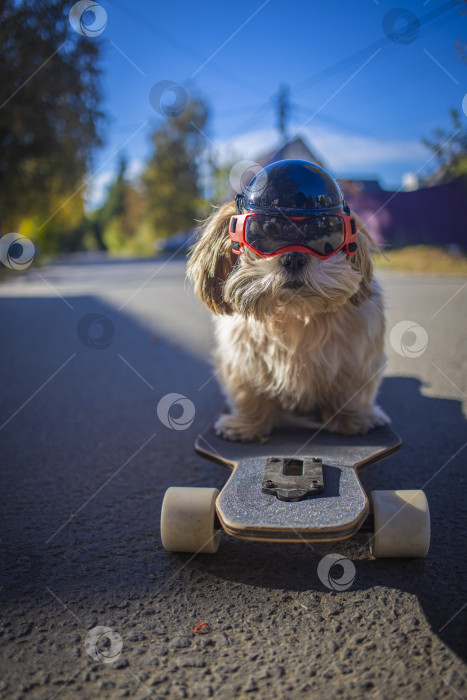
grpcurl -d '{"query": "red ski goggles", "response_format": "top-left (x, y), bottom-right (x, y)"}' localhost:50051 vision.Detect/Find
top-left (229, 212), bottom-right (358, 259)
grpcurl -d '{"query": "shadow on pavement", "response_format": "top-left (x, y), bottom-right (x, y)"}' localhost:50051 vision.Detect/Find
top-left (1, 294), bottom-right (465, 662)
top-left (190, 376), bottom-right (467, 661)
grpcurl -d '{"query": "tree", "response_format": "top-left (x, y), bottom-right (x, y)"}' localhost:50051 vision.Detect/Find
top-left (143, 97), bottom-right (209, 240)
top-left (93, 157), bottom-right (146, 254)
top-left (0, 0), bottom-right (104, 249)
top-left (422, 109), bottom-right (467, 183)
top-left (85, 156), bottom-right (129, 254)
top-left (210, 156), bottom-right (238, 203)
top-left (98, 155), bottom-right (127, 230)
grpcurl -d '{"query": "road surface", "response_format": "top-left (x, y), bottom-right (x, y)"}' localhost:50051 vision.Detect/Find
top-left (0, 254), bottom-right (466, 699)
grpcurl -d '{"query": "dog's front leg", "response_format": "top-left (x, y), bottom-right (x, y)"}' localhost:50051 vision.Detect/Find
top-left (318, 368), bottom-right (390, 435)
top-left (214, 386), bottom-right (278, 442)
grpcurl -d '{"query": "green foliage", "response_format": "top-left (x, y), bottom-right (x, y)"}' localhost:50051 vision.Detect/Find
top-left (210, 152), bottom-right (239, 203)
top-left (0, 0), bottom-right (104, 250)
top-left (422, 109), bottom-right (467, 182)
top-left (143, 98), bottom-right (210, 240)
top-left (98, 155), bottom-right (127, 230)
top-left (92, 157), bottom-right (149, 255)
top-left (103, 216), bottom-right (155, 257)
top-left (375, 245), bottom-right (467, 275)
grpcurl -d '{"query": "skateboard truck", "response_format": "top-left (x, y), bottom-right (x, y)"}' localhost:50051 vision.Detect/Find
top-left (262, 456), bottom-right (324, 502)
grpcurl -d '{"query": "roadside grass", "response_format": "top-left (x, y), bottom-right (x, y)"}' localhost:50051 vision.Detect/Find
top-left (375, 245), bottom-right (467, 275)
top-left (1, 244), bottom-right (466, 281)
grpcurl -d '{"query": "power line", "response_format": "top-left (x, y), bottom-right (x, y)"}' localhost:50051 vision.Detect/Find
top-left (292, 0), bottom-right (459, 94)
top-left (224, 96), bottom-right (277, 140)
top-left (290, 34), bottom-right (461, 138)
top-left (215, 103), bottom-right (272, 117)
top-left (290, 102), bottom-right (389, 139)
top-left (106, 0), bottom-right (269, 96)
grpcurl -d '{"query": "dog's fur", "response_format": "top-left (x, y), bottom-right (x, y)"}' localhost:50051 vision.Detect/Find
top-left (187, 201), bottom-right (389, 441)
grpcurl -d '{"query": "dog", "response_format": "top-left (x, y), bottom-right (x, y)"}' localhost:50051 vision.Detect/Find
top-left (187, 200), bottom-right (390, 441)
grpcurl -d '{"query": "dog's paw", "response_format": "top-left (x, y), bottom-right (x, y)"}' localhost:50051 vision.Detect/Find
top-left (214, 414), bottom-right (267, 442)
top-left (326, 405), bottom-right (391, 435)
top-left (368, 405), bottom-right (391, 429)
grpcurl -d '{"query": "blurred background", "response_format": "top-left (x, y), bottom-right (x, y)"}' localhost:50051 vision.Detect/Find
top-left (1, 5), bottom-right (467, 695)
top-left (1, 0), bottom-right (466, 270)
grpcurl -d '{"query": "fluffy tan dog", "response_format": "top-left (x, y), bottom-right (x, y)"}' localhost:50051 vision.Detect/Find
top-left (187, 201), bottom-right (389, 441)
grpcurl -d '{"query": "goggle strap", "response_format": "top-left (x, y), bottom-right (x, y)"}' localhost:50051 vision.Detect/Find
top-left (235, 194), bottom-right (244, 214)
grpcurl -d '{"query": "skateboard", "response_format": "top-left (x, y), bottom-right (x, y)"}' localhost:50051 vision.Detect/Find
top-left (160, 414), bottom-right (430, 558)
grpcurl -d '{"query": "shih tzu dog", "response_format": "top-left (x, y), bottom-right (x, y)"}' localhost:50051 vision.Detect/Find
top-left (187, 159), bottom-right (389, 441)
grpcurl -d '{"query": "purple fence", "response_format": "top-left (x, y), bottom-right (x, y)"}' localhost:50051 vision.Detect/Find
top-left (342, 177), bottom-right (467, 249)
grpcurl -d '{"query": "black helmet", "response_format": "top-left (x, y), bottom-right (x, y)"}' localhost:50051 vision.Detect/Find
top-left (236, 159), bottom-right (349, 217)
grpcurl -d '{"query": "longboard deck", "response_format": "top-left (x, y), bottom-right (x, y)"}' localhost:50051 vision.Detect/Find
top-left (195, 417), bottom-right (401, 543)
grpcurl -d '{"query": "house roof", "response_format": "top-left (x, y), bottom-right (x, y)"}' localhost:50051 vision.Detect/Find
top-left (255, 136), bottom-right (326, 169)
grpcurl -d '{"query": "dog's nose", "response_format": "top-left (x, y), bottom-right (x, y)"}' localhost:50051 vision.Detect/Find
top-left (280, 252), bottom-right (307, 271)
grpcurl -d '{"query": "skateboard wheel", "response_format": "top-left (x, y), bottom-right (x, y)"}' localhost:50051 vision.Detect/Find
top-left (369, 490), bottom-right (430, 558)
top-left (160, 487), bottom-right (221, 554)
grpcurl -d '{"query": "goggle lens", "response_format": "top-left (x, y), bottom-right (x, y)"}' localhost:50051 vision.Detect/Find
top-left (244, 214), bottom-right (346, 256)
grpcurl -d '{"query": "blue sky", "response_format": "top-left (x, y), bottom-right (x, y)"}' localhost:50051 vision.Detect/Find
top-left (79, 0), bottom-right (467, 206)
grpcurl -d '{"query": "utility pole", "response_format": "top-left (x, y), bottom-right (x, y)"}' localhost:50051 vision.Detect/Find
top-left (277, 84), bottom-right (290, 142)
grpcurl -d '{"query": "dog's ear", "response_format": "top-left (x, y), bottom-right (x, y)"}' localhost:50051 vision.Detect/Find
top-left (187, 201), bottom-right (237, 314)
top-left (348, 215), bottom-right (377, 306)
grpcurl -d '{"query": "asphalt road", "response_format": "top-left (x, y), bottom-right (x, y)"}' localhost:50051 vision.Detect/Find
top-left (0, 254), bottom-right (466, 700)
